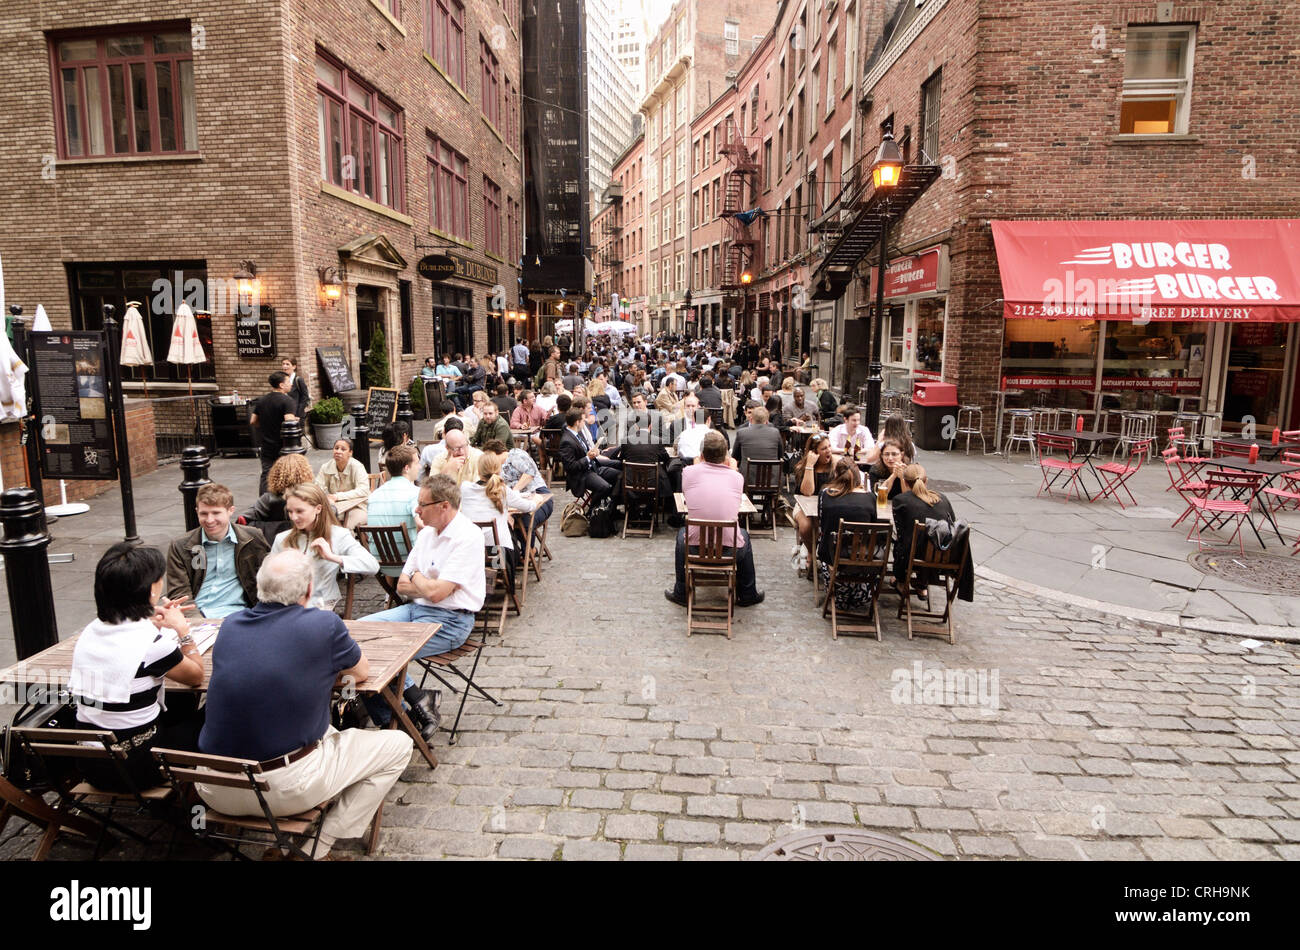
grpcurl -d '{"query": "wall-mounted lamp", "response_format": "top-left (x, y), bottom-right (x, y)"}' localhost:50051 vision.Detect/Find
top-left (234, 260), bottom-right (260, 304)
top-left (317, 265), bottom-right (343, 304)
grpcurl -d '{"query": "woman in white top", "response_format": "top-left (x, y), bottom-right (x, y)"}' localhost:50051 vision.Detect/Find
top-left (535, 381), bottom-right (559, 416)
top-left (70, 542), bottom-right (205, 791)
top-left (459, 451), bottom-right (539, 589)
top-left (271, 483), bottom-right (379, 610)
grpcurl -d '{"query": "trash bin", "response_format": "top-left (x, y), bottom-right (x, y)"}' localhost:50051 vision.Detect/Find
top-left (912, 382), bottom-right (959, 451)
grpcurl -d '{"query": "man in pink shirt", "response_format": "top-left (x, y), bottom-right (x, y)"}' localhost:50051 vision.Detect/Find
top-left (510, 390), bottom-right (547, 447)
top-left (664, 431), bottom-right (764, 608)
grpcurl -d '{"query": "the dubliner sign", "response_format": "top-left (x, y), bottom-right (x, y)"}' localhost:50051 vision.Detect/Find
top-left (991, 219), bottom-right (1300, 322)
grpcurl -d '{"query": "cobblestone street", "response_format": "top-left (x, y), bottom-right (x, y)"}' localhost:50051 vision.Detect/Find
top-left (352, 508), bottom-right (1300, 862)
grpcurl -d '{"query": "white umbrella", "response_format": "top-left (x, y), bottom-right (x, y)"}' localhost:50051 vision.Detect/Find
top-left (555, 318), bottom-right (597, 333)
top-left (167, 302), bottom-right (207, 403)
top-left (120, 302), bottom-right (154, 395)
top-left (595, 320), bottom-right (637, 335)
top-left (32, 304), bottom-right (51, 332)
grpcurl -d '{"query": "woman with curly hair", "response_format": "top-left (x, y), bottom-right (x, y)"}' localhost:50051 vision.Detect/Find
top-left (240, 453), bottom-right (314, 544)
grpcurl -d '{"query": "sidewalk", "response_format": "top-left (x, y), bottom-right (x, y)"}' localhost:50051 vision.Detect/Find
top-left (919, 445), bottom-right (1300, 637)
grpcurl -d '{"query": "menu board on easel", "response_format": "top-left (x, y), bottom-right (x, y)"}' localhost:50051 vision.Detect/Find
top-left (365, 387), bottom-right (398, 434)
top-left (28, 331), bottom-right (119, 480)
top-left (316, 345), bottom-right (358, 395)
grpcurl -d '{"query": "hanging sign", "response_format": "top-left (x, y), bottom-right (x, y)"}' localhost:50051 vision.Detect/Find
top-left (417, 255), bottom-right (457, 281)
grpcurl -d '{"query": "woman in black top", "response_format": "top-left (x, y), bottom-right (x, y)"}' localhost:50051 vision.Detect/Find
top-left (790, 433), bottom-right (835, 560)
top-left (817, 459), bottom-right (889, 609)
top-left (764, 394), bottom-right (789, 430)
top-left (866, 438), bottom-right (912, 502)
top-left (891, 463), bottom-right (957, 592)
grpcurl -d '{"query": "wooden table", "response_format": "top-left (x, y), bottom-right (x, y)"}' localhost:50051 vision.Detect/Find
top-left (0, 619), bottom-right (444, 770)
top-left (674, 492), bottom-right (758, 515)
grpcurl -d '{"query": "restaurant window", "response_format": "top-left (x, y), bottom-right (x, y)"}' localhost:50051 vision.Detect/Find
top-left (427, 135), bottom-right (469, 240)
top-left (317, 53), bottom-right (405, 210)
top-left (920, 69), bottom-right (941, 162)
top-left (68, 261), bottom-right (215, 384)
top-left (1101, 320), bottom-right (1203, 411)
top-left (399, 279), bottom-right (414, 354)
top-left (1119, 25), bottom-right (1195, 135)
top-left (914, 298), bottom-right (946, 376)
top-left (1225, 323), bottom-right (1289, 430)
top-left (487, 295), bottom-right (503, 354)
top-left (52, 27), bottom-right (197, 158)
top-left (425, 0), bottom-right (466, 89)
top-left (885, 304), bottom-right (906, 365)
top-left (432, 284), bottom-right (472, 360)
top-left (1002, 319), bottom-right (1100, 409)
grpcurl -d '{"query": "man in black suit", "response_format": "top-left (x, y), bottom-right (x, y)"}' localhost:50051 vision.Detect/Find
top-left (731, 406), bottom-right (785, 481)
top-left (696, 374), bottom-right (723, 413)
top-left (558, 406), bottom-right (622, 505)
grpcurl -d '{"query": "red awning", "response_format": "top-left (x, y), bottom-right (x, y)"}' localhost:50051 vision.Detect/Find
top-left (991, 219), bottom-right (1300, 322)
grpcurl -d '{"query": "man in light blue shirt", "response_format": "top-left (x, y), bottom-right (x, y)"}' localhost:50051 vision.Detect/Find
top-left (366, 445), bottom-right (423, 552)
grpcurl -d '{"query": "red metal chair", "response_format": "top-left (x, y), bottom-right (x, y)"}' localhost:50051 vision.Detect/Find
top-left (1035, 433), bottom-right (1085, 503)
top-left (1185, 472), bottom-right (1257, 554)
top-left (1096, 438), bottom-right (1150, 509)
top-left (1263, 451), bottom-right (1300, 513)
top-left (1162, 447), bottom-right (1207, 527)
top-left (1211, 439), bottom-right (1253, 459)
top-left (1163, 426), bottom-right (1208, 491)
top-left (1282, 429), bottom-right (1300, 441)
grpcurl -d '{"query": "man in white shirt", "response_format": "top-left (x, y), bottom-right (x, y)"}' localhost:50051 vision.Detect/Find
top-left (667, 394), bottom-right (711, 493)
top-left (829, 406), bottom-right (880, 464)
top-left (662, 363), bottom-right (685, 394)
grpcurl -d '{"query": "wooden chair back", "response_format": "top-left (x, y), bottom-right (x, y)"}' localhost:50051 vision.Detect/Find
top-left (831, 521), bottom-right (892, 575)
top-left (152, 748), bottom-right (270, 793)
top-left (685, 519), bottom-right (737, 566)
top-left (623, 461), bottom-right (660, 496)
top-left (905, 520), bottom-right (969, 578)
top-left (357, 523), bottom-right (413, 571)
top-left (744, 458), bottom-right (783, 493)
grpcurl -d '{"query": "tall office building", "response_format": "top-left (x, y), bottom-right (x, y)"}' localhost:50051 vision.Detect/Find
top-left (614, 4), bottom-right (649, 97)
top-left (586, 0), bottom-right (640, 208)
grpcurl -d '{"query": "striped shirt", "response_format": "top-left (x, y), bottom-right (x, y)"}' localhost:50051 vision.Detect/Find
top-left (74, 620), bottom-right (183, 731)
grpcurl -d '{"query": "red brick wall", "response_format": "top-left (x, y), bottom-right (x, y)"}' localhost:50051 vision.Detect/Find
top-left (0, 401), bottom-right (157, 506)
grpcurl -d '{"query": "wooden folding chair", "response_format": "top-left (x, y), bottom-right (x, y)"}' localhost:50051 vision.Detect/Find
top-left (151, 748), bottom-right (355, 860)
top-left (684, 518), bottom-right (738, 639)
top-left (540, 428), bottom-right (566, 485)
top-left (896, 522), bottom-right (969, 644)
top-left (415, 636), bottom-right (502, 745)
top-left (743, 459), bottom-right (783, 540)
top-left (621, 461), bottom-right (661, 538)
top-left (474, 521), bottom-right (521, 631)
top-left (357, 523), bottom-right (413, 609)
top-left (821, 522), bottom-right (891, 640)
top-left (11, 727), bottom-right (176, 858)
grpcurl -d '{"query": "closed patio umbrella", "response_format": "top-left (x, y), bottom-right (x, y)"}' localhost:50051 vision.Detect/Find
top-left (167, 303), bottom-right (207, 431)
top-left (120, 302), bottom-right (154, 395)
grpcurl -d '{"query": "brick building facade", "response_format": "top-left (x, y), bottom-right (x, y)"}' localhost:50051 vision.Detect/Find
top-left (593, 133), bottom-right (646, 325)
top-left (1, 0), bottom-right (524, 416)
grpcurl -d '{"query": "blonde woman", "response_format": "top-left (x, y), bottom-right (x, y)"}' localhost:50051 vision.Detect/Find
top-left (315, 438), bottom-right (370, 530)
top-left (890, 463), bottom-right (957, 594)
top-left (459, 451), bottom-right (538, 589)
top-left (271, 483), bottom-right (378, 610)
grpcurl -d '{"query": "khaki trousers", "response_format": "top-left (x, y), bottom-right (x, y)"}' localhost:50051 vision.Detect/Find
top-left (198, 726), bottom-right (412, 847)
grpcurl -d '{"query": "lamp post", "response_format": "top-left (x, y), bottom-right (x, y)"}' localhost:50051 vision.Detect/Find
top-left (864, 131), bottom-right (902, 434)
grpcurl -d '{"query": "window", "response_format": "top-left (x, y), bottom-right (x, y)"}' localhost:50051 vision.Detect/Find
top-left (920, 69), bottom-right (941, 162)
top-left (650, 212), bottom-right (658, 247)
top-left (649, 262), bottom-right (658, 296)
top-left (845, 1), bottom-right (858, 90)
top-left (427, 135), bottom-right (469, 240)
top-left (69, 261), bottom-right (214, 383)
top-left (826, 41), bottom-right (837, 113)
top-left (725, 20), bottom-right (739, 56)
top-left (480, 37), bottom-right (500, 127)
top-left (504, 77), bottom-right (518, 150)
top-left (677, 16), bottom-right (687, 49)
top-left (1120, 25), bottom-right (1195, 134)
top-left (811, 65), bottom-right (820, 134)
top-left (662, 209), bottom-right (671, 243)
top-left (662, 155), bottom-right (671, 189)
top-left (763, 140), bottom-right (772, 187)
top-left (676, 140), bottom-right (686, 182)
top-left (702, 131), bottom-right (710, 165)
top-left (676, 252), bottom-right (685, 291)
top-left (693, 139), bottom-right (700, 170)
top-left (483, 179), bottom-right (501, 256)
top-left (662, 258), bottom-right (670, 294)
top-left (386, 0), bottom-right (400, 16)
top-left (676, 84), bottom-right (686, 126)
top-left (675, 196), bottom-right (684, 236)
top-left (433, 285), bottom-right (473, 360)
top-left (317, 53), bottom-right (405, 210)
top-left (53, 27), bottom-right (197, 158)
top-left (840, 128), bottom-right (853, 190)
top-left (400, 279), bottom-right (414, 354)
top-left (425, 0), bottom-right (465, 88)
top-left (750, 85), bottom-right (760, 131)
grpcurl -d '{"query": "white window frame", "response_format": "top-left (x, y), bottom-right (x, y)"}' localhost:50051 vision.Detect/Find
top-left (1119, 24), bottom-right (1196, 136)
top-left (724, 20), bottom-right (739, 56)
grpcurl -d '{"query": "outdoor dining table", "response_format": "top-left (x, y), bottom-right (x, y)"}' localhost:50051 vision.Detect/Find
top-left (1203, 457), bottom-right (1294, 547)
top-left (1211, 437), bottom-right (1300, 461)
top-left (0, 619), bottom-right (444, 769)
top-left (674, 492), bottom-right (758, 516)
top-left (794, 493), bottom-right (893, 584)
top-left (1038, 429), bottom-right (1119, 501)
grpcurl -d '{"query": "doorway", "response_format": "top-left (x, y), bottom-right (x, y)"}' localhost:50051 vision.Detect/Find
top-left (356, 285), bottom-right (385, 389)
top-left (1223, 323), bottom-right (1293, 431)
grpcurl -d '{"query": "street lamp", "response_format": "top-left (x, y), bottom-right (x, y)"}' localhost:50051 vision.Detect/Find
top-left (865, 132), bottom-right (902, 434)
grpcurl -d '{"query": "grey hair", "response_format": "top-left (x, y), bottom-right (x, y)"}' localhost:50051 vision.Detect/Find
top-left (257, 549), bottom-right (314, 605)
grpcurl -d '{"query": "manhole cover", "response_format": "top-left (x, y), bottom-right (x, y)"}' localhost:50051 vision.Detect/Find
top-left (928, 479), bottom-right (970, 494)
top-left (1189, 550), bottom-right (1300, 594)
top-left (755, 830), bottom-right (941, 861)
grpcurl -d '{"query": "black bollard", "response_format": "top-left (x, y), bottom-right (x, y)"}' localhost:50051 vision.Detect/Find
top-left (397, 390), bottom-right (415, 430)
top-left (349, 400), bottom-right (372, 473)
top-left (178, 446), bottom-right (212, 532)
top-left (279, 418), bottom-right (308, 455)
top-left (0, 488), bottom-right (59, 660)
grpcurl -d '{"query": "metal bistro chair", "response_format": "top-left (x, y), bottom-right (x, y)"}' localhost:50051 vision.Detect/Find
top-left (896, 522), bottom-right (970, 645)
top-left (950, 404), bottom-right (987, 455)
top-left (1185, 471), bottom-right (1258, 554)
top-left (1211, 439), bottom-right (1253, 460)
top-left (1113, 411), bottom-right (1156, 461)
top-left (1004, 409), bottom-right (1036, 459)
top-left (1035, 433), bottom-right (1086, 503)
top-left (621, 461), bottom-right (661, 539)
top-left (1096, 438), bottom-right (1151, 509)
top-left (1263, 450), bottom-right (1300, 515)
top-left (1169, 413), bottom-right (1202, 453)
top-left (821, 522), bottom-right (892, 641)
top-left (1162, 446), bottom-right (1209, 529)
top-left (743, 459), bottom-right (784, 541)
top-left (684, 519), bottom-right (738, 639)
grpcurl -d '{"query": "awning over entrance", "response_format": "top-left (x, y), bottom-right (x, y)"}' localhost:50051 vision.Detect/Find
top-left (991, 219), bottom-right (1300, 322)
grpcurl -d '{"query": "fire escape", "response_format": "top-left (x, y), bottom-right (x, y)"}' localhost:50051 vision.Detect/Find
top-left (718, 118), bottom-right (761, 300)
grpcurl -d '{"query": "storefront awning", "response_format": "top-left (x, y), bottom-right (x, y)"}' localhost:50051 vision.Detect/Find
top-left (991, 219), bottom-right (1300, 322)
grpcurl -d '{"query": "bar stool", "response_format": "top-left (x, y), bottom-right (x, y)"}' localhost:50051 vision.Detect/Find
top-left (949, 404), bottom-right (987, 455)
top-left (1198, 411), bottom-right (1222, 452)
top-left (1031, 407), bottom-right (1062, 434)
top-left (989, 389), bottom-right (1023, 457)
top-left (1114, 411), bottom-right (1156, 460)
top-left (1004, 409), bottom-right (1036, 459)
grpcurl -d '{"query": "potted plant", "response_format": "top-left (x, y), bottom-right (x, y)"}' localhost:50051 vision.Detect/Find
top-left (307, 396), bottom-right (347, 447)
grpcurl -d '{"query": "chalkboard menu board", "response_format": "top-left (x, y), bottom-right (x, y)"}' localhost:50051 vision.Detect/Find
top-left (28, 331), bottom-right (119, 480)
top-left (316, 345), bottom-right (357, 395)
top-left (366, 387), bottom-right (398, 432)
